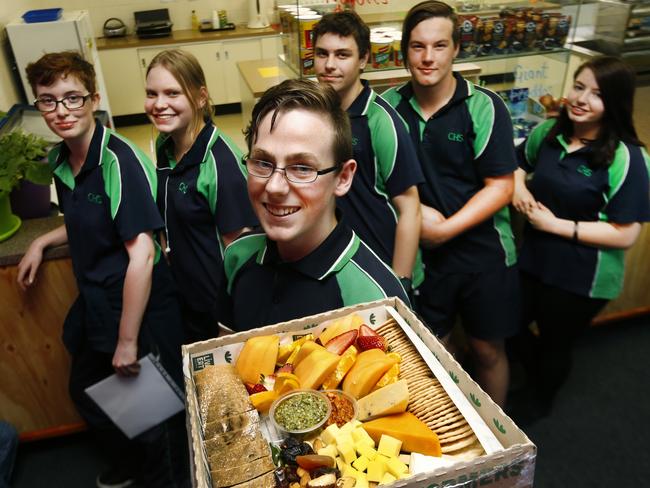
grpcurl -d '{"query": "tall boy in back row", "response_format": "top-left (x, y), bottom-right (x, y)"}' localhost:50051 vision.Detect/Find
top-left (383, 0), bottom-right (519, 407)
top-left (313, 11), bottom-right (425, 295)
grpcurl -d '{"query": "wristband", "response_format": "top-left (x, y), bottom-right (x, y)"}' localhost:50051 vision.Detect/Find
top-left (573, 221), bottom-right (579, 243)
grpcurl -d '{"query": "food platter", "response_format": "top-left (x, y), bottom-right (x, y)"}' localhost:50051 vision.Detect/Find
top-left (182, 298), bottom-right (536, 488)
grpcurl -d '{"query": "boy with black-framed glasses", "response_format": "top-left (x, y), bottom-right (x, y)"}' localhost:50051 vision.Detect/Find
top-left (216, 79), bottom-right (409, 331)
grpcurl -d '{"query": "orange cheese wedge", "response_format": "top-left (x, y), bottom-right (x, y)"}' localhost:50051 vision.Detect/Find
top-left (362, 412), bottom-right (442, 457)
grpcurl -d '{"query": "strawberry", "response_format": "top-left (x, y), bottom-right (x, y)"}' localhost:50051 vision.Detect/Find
top-left (358, 324), bottom-right (379, 337)
top-left (245, 383), bottom-right (267, 395)
top-left (325, 330), bottom-right (359, 355)
top-left (277, 363), bottom-right (294, 374)
top-left (357, 335), bottom-right (387, 352)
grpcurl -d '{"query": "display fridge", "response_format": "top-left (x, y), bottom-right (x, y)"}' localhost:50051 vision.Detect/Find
top-left (6, 10), bottom-right (114, 127)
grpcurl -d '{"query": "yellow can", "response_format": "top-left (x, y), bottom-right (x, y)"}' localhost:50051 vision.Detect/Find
top-left (299, 14), bottom-right (322, 50)
top-left (370, 35), bottom-right (392, 69)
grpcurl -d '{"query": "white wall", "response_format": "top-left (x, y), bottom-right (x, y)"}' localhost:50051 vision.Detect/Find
top-left (0, 0), bottom-right (34, 111)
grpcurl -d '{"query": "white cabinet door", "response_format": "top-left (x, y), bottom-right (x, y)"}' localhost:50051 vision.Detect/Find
top-left (99, 48), bottom-right (145, 116)
top-left (137, 46), bottom-right (169, 85)
top-left (222, 38), bottom-right (263, 104)
top-left (180, 42), bottom-right (228, 106)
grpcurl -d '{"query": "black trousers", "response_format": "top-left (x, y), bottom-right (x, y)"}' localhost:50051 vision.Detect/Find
top-left (68, 344), bottom-right (190, 487)
top-left (512, 272), bottom-right (607, 405)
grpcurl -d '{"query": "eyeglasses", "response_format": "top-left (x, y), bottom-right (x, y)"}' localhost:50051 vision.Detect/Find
top-left (242, 157), bottom-right (339, 184)
top-left (33, 94), bottom-right (93, 113)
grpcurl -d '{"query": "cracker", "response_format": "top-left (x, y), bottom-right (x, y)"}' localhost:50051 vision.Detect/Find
top-left (433, 418), bottom-right (469, 434)
top-left (437, 424), bottom-right (474, 441)
top-left (441, 434), bottom-right (479, 453)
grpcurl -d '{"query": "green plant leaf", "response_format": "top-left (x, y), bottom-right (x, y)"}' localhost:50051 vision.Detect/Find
top-left (224, 351), bottom-right (232, 364)
top-left (449, 371), bottom-right (459, 383)
top-left (369, 313), bottom-right (376, 324)
top-left (0, 129), bottom-right (51, 193)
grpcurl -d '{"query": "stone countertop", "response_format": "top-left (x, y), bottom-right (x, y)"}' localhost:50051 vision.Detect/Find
top-left (0, 216), bottom-right (69, 267)
top-left (96, 25), bottom-right (279, 51)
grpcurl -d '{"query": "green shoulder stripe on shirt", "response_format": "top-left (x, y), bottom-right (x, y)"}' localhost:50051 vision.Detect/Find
top-left (50, 145), bottom-right (75, 190)
top-left (320, 232), bottom-right (360, 279)
top-left (368, 98), bottom-right (398, 185)
top-left (589, 248), bottom-right (625, 299)
top-left (466, 86), bottom-right (496, 159)
top-left (223, 233), bottom-right (266, 294)
top-left (492, 206), bottom-right (517, 266)
top-left (599, 142), bottom-right (631, 221)
top-left (197, 127), bottom-right (221, 216)
top-left (337, 265), bottom-right (388, 307)
top-left (642, 147), bottom-right (650, 174)
top-left (102, 130), bottom-right (157, 220)
top-left (524, 118), bottom-right (557, 168)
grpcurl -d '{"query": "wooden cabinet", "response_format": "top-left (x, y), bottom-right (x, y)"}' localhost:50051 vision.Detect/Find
top-left (100, 36), bottom-right (281, 116)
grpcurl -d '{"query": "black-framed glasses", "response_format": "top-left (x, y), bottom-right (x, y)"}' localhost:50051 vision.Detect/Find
top-left (33, 93), bottom-right (93, 113)
top-left (242, 156), bottom-right (339, 184)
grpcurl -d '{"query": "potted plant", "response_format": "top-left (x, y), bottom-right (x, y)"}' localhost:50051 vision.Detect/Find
top-left (0, 128), bottom-right (52, 242)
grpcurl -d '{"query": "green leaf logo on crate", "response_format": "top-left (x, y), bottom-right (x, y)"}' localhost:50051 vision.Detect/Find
top-left (224, 351), bottom-right (232, 364)
top-left (192, 353), bottom-right (215, 371)
top-left (449, 371), bottom-right (459, 384)
top-left (369, 313), bottom-right (376, 325)
top-left (304, 323), bottom-right (317, 330)
top-left (470, 392), bottom-right (481, 408)
top-left (493, 418), bottom-right (506, 435)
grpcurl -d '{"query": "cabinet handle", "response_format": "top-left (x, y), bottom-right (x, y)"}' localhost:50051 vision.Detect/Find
top-left (216, 52), bottom-right (220, 61)
top-left (142, 58), bottom-right (146, 68)
top-left (225, 50), bottom-right (229, 60)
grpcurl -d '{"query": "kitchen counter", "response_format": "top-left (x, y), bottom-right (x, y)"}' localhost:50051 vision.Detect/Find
top-left (0, 215), bottom-right (69, 267)
top-left (96, 25), bottom-right (279, 51)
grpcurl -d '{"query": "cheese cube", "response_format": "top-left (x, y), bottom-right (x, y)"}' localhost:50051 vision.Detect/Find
top-left (376, 455), bottom-right (391, 468)
top-left (335, 432), bottom-right (354, 447)
top-left (352, 455), bottom-right (369, 472)
top-left (398, 454), bottom-right (411, 466)
top-left (378, 435), bottom-right (402, 458)
top-left (386, 457), bottom-right (409, 477)
top-left (321, 423), bottom-right (340, 445)
top-left (317, 445), bottom-right (338, 458)
top-left (343, 464), bottom-right (359, 477)
top-left (336, 457), bottom-right (346, 472)
top-left (355, 476), bottom-right (369, 488)
top-left (380, 472), bottom-right (397, 485)
top-left (339, 421), bottom-right (356, 435)
top-left (350, 419), bottom-right (363, 428)
top-left (354, 473), bottom-right (370, 488)
top-left (353, 427), bottom-right (376, 448)
top-left (337, 442), bottom-right (357, 464)
top-left (366, 459), bottom-right (386, 482)
top-left (356, 444), bottom-right (377, 460)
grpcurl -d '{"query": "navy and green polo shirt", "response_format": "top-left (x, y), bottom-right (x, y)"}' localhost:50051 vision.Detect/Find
top-left (217, 220), bottom-right (409, 331)
top-left (155, 121), bottom-right (258, 316)
top-left (518, 119), bottom-right (650, 299)
top-left (51, 121), bottom-right (166, 353)
top-left (383, 73), bottom-right (518, 272)
top-left (338, 80), bottom-right (425, 285)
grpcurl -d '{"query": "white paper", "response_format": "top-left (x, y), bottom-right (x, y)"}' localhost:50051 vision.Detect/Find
top-left (85, 354), bottom-right (185, 439)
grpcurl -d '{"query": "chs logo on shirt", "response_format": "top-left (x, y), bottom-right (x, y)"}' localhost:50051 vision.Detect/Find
top-left (178, 182), bottom-right (189, 194)
top-left (577, 164), bottom-right (593, 177)
top-left (447, 131), bottom-right (464, 142)
top-left (87, 193), bottom-right (103, 204)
